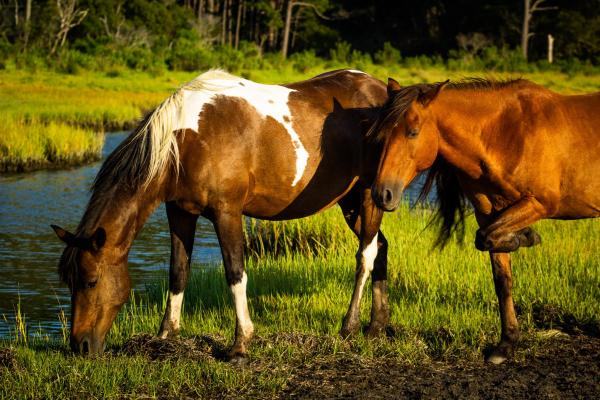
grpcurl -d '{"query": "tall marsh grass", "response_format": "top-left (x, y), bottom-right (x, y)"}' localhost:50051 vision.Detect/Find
top-left (0, 116), bottom-right (104, 171)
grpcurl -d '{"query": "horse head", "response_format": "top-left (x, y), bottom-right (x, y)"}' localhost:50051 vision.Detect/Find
top-left (52, 224), bottom-right (130, 355)
top-left (369, 78), bottom-right (447, 211)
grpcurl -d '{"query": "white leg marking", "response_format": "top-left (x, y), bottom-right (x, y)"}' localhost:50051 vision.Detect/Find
top-left (355, 233), bottom-right (379, 300)
top-left (230, 272), bottom-right (254, 337)
top-left (159, 291), bottom-right (184, 338)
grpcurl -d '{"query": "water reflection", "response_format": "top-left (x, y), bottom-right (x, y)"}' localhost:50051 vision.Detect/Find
top-left (0, 133), bottom-right (221, 338)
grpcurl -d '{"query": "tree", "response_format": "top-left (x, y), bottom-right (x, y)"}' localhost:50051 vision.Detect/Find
top-left (521, 0), bottom-right (557, 60)
top-left (51, 0), bottom-right (88, 54)
top-left (281, 0), bottom-right (330, 58)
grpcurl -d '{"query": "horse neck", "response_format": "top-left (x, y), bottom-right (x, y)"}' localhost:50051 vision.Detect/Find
top-left (77, 182), bottom-right (163, 255)
top-left (430, 89), bottom-right (509, 178)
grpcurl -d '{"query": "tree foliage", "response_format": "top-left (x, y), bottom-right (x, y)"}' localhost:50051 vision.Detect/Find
top-left (0, 0), bottom-right (597, 69)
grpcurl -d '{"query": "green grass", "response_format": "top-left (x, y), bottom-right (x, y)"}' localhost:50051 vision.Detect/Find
top-left (1, 63), bottom-right (599, 171)
top-left (0, 116), bottom-right (104, 172)
top-left (2, 205), bottom-right (598, 398)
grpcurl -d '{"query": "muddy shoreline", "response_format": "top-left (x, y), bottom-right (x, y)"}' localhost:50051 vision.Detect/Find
top-left (119, 331), bottom-right (600, 399)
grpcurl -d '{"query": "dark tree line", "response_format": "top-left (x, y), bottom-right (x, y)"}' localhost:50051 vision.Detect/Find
top-left (1, 0), bottom-right (598, 63)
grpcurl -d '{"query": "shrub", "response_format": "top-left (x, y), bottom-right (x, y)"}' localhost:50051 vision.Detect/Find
top-left (329, 41), bottom-right (352, 64)
top-left (374, 42), bottom-right (402, 65)
top-left (290, 50), bottom-right (321, 72)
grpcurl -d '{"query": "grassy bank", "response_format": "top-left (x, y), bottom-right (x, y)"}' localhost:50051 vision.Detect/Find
top-left (1, 205), bottom-right (598, 398)
top-left (0, 116), bottom-right (104, 172)
top-left (2, 62), bottom-right (599, 172)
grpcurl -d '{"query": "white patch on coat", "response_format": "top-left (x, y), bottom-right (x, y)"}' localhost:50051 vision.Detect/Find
top-left (346, 69), bottom-right (366, 74)
top-left (177, 71), bottom-right (308, 186)
top-left (230, 272), bottom-right (254, 337)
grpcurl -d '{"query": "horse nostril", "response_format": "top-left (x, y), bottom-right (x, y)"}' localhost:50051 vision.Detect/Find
top-left (383, 189), bottom-right (394, 205)
top-left (80, 338), bottom-right (90, 354)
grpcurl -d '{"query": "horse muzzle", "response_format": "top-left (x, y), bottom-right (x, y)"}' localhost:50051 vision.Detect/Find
top-left (70, 332), bottom-right (105, 356)
top-left (371, 180), bottom-right (403, 211)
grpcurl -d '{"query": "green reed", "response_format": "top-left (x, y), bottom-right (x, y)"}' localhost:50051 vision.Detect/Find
top-left (0, 116), bottom-right (104, 172)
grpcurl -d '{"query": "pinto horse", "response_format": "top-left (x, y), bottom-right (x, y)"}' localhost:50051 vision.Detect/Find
top-left (51, 69), bottom-right (390, 359)
top-left (369, 77), bottom-right (600, 364)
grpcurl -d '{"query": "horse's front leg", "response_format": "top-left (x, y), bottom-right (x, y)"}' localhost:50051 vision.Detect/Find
top-left (475, 196), bottom-right (546, 252)
top-left (339, 188), bottom-right (388, 337)
top-left (212, 209), bottom-right (254, 362)
top-left (158, 202), bottom-right (199, 339)
top-left (486, 252), bottom-right (520, 364)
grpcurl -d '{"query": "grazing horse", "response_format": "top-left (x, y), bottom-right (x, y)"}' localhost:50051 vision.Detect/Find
top-left (369, 77), bottom-right (600, 364)
top-left (51, 69), bottom-right (390, 359)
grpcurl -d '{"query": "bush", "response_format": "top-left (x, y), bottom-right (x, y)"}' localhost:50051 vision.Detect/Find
top-left (374, 42), bottom-right (402, 65)
top-left (290, 50), bottom-right (321, 72)
top-left (329, 41), bottom-right (352, 64)
top-left (167, 38), bottom-right (215, 71)
top-left (55, 50), bottom-right (97, 74)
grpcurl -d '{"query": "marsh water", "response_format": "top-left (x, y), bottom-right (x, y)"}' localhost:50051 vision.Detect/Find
top-left (0, 132), bottom-right (223, 338)
top-left (0, 132), bottom-right (426, 339)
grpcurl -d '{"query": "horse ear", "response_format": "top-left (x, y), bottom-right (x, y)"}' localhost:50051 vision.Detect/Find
top-left (387, 78), bottom-right (402, 96)
top-left (90, 227), bottom-right (106, 251)
top-left (418, 80), bottom-right (449, 107)
top-left (332, 97), bottom-right (344, 112)
top-left (51, 225), bottom-right (76, 245)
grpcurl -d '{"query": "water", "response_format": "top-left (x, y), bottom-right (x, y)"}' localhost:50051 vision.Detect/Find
top-left (0, 132), bottom-right (222, 338)
top-left (0, 132), bottom-right (429, 339)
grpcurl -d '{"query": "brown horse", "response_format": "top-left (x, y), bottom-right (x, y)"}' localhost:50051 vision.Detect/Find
top-left (51, 69), bottom-right (390, 359)
top-left (369, 77), bottom-right (600, 364)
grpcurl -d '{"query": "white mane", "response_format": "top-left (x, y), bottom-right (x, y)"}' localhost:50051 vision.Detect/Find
top-left (131, 69), bottom-right (247, 188)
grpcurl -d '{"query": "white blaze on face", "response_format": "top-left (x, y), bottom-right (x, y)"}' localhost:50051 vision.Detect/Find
top-left (178, 75), bottom-right (308, 187)
top-left (230, 272), bottom-right (254, 337)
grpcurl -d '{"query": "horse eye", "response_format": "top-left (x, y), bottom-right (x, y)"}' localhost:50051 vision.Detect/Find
top-left (86, 280), bottom-right (98, 289)
top-left (407, 128), bottom-right (419, 138)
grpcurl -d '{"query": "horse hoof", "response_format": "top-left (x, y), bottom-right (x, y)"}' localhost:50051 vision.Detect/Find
top-left (340, 318), bottom-right (360, 338)
top-left (485, 343), bottom-right (514, 364)
top-left (339, 327), bottom-right (357, 339)
top-left (518, 228), bottom-right (541, 247)
top-left (157, 328), bottom-right (179, 339)
top-left (364, 322), bottom-right (387, 338)
top-left (226, 350), bottom-right (249, 365)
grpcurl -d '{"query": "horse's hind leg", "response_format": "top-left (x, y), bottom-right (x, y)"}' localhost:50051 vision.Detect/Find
top-left (339, 188), bottom-right (389, 338)
top-left (212, 209), bottom-right (254, 361)
top-left (486, 252), bottom-right (520, 364)
top-left (158, 202), bottom-right (199, 339)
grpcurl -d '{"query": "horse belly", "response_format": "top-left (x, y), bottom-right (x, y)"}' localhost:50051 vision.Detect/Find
top-left (243, 162), bottom-right (359, 220)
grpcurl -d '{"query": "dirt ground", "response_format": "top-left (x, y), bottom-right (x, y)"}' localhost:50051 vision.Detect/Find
top-left (116, 329), bottom-right (600, 399)
top-left (279, 334), bottom-right (600, 399)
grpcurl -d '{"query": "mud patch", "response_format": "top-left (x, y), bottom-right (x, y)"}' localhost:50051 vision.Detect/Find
top-left (531, 302), bottom-right (600, 336)
top-left (117, 333), bottom-right (229, 361)
top-left (114, 332), bottom-right (599, 399)
top-left (0, 347), bottom-right (18, 371)
top-left (281, 334), bottom-right (600, 399)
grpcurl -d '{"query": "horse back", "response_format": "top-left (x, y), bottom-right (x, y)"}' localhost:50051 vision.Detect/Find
top-left (171, 70), bottom-right (387, 220)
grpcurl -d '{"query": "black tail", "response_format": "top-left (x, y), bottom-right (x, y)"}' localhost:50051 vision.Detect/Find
top-left (417, 159), bottom-right (467, 248)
